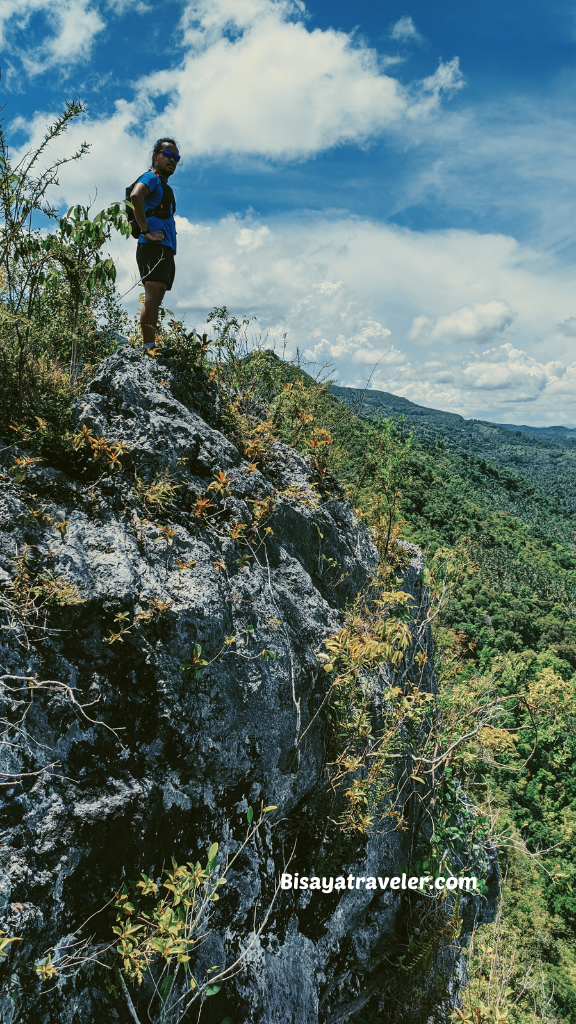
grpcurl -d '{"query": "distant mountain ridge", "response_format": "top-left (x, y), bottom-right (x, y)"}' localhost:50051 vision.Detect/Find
top-left (491, 421), bottom-right (576, 437)
top-left (329, 385), bottom-right (576, 439)
top-left (328, 383), bottom-right (576, 536)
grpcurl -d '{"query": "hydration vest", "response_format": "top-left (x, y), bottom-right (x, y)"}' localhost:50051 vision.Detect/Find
top-left (125, 172), bottom-right (176, 239)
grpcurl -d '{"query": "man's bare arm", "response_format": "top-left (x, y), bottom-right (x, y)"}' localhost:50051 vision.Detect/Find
top-left (130, 182), bottom-right (165, 242)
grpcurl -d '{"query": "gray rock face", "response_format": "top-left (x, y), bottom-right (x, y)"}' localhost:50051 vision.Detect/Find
top-left (0, 349), bottom-right (497, 1024)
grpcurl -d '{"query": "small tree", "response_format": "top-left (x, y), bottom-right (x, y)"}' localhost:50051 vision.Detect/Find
top-left (0, 100), bottom-right (130, 425)
top-left (48, 201), bottom-right (130, 380)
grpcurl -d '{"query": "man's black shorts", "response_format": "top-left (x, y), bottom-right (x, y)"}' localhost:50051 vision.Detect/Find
top-left (136, 243), bottom-right (176, 291)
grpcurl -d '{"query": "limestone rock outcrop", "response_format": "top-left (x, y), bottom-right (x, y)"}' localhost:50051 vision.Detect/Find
top-left (0, 349), bottom-right (496, 1024)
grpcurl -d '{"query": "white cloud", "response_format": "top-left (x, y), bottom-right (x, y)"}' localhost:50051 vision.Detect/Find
top-left (314, 281), bottom-right (344, 295)
top-left (0, 0), bottom-right (46, 46)
top-left (173, 216), bottom-right (211, 236)
top-left (407, 57), bottom-right (465, 120)
top-left (304, 318), bottom-right (394, 364)
top-left (104, 0), bottom-right (148, 10)
top-left (235, 225), bottom-right (272, 250)
top-left (140, 0), bottom-right (409, 159)
top-left (408, 299), bottom-right (516, 346)
top-left (15, 0), bottom-right (466, 180)
top-left (374, 344), bottom-right (570, 422)
top-left (105, 209), bottom-right (576, 424)
top-left (352, 344), bottom-right (404, 366)
top-left (461, 344), bottom-right (559, 394)
top-left (389, 15), bottom-right (425, 45)
top-left (1, 0), bottom-right (105, 73)
top-left (11, 98), bottom-right (148, 214)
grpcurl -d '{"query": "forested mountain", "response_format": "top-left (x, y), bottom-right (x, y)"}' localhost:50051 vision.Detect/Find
top-left (330, 384), bottom-right (576, 541)
top-left (326, 380), bottom-right (576, 1024)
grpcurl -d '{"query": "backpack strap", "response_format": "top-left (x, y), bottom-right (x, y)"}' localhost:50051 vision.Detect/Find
top-left (125, 180), bottom-right (141, 238)
top-left (125, 173), bottom-right (176, 239)
top-left (146, 172), bottom-right (176, 220)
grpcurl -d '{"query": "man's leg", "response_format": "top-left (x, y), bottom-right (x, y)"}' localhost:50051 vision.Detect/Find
top-left (141, 280), bottom-right (167, 351)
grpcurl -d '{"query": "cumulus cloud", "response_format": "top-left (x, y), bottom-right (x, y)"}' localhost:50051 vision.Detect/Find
top-left (304, 318), bottom-right (395, 365)
top-left (374, 344), bottom-right (570, 422)
top-left (461, 344), bottom-right (560, 395)
top-left (389, 15), bottom-right (425, 45)
top-left (409, 300), bottom-right (516, 346)
top-left (14, 0), bottom-right (466, 185)
top-left (141, 0), bottom-right (409, 159)
top-left (352, 343), bottom-right (404, 366)
top-left (105, 209), bottom-right (576, 423)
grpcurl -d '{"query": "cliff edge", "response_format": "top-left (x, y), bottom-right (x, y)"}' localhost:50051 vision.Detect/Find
top-left (0, 349), bottom-right (497, 1024)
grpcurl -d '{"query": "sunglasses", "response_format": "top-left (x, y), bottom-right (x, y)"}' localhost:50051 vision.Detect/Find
top-left (159, 150), bottom-right (180, 162)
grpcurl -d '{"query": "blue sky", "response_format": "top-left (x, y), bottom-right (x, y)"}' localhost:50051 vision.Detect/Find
top-left (4, 0), bottom-right (576, 424)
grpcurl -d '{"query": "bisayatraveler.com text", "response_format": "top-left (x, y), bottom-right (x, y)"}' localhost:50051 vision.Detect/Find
top-left (280, 873), bottom-right (481, 893)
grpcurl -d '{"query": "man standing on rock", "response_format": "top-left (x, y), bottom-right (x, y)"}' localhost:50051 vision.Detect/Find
top-left (130, 138), bottom-right (179, 353)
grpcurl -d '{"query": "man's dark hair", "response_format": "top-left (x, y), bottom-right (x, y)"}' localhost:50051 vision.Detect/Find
top-left (151, 137), bottom-right (178, 167)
